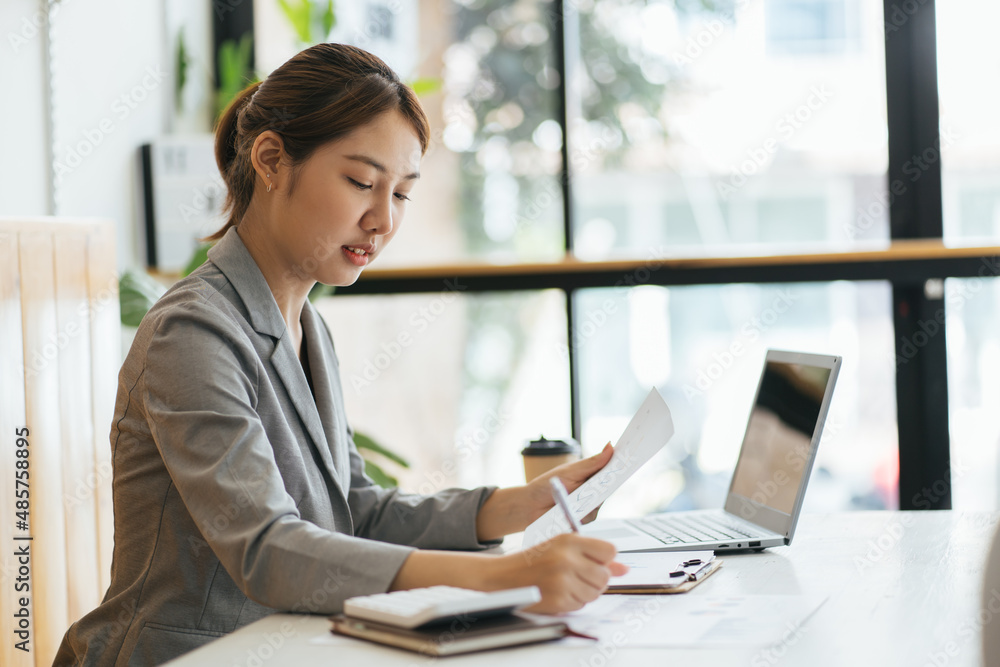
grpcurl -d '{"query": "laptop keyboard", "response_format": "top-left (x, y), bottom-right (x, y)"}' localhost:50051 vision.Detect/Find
top-left (627, 514), bottom-right (759, 545)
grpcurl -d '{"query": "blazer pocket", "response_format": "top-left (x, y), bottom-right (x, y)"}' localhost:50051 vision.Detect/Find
top-left (127, 622), bottom-right (225, 666)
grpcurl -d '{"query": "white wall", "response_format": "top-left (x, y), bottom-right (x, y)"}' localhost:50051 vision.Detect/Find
top-left (0, 0), bottom-right (51, 217)
top-left (1, 0), bottom-right (214, 272)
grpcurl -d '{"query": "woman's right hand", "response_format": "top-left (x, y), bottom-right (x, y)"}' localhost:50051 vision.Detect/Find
top-left (488, 533), bottom-right (629, 614)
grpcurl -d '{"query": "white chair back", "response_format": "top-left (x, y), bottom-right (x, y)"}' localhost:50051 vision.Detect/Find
top-left (0, 217), bottom-right (119, 666)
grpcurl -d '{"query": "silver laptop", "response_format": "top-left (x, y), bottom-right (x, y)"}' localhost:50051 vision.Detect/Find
top-left (581, 349), bottom-right (842, 553)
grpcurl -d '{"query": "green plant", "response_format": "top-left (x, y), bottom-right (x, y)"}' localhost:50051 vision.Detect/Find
top-left (408, 78), bottom-right (442, 97)
top-left (353, 432), bottom-right (411, 488)
top-left (277, 0), bottom-right (336, 45)
top-left (175, 27), bottom-right (191, 112)
top-left (119, 269), bottom-right (166, 327)
top-left (215, 32), bottom-right (258, 119)
top-left (182, 243), bottom-right (212, 277)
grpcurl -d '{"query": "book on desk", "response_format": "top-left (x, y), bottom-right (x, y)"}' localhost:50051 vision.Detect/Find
top-left (329, 612), bottom-right (568, 656)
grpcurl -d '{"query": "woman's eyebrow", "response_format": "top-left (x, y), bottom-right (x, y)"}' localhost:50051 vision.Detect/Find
top-left (344, 154), bottom-right (420, 180)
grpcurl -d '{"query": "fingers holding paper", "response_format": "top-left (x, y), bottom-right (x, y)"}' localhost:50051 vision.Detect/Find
top-left (523, 442), bottom-right (613, 520)
top-left (546, 442), bottom-right (614, 492)
top-left (501, 533), bottom-right (628, 614)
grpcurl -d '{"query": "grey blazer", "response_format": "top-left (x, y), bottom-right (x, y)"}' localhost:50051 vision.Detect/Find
top-left (54, 227), bottom-right (498, 666)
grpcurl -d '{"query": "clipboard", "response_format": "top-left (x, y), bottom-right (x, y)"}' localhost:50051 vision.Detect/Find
top-left (607, 558), bottom-right (722, 594)
top-left (605, 551), bottom-right (722, 594)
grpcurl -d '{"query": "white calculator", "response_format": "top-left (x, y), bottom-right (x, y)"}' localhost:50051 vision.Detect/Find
top-left (343, 585), bottom-right (541, 629)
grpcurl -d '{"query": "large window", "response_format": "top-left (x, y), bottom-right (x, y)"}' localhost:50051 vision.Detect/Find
top-left (246, 0), bottom-right (995, 512)
top-left (938, 0), bottom-right (1000, 245)
top-left (576, 281), bottom-right (898, 516)
top-left (569, 0), bottom-right (888, 258)
top-left (316, 290), bottom-right (571, 491)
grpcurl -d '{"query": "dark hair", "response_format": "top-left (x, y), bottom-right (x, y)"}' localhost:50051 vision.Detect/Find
top-left (208, 43), bottom-right (431, 241)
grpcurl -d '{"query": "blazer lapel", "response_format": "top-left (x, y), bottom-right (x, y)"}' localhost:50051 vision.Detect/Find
top-left (269, 331), bottom-right (340, 486)
top-left (300, 304), bottom-right (350, 498)
top-left (207, 228), bottom-right (345, 502)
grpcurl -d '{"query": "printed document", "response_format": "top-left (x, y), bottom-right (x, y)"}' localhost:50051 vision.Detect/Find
top-left (522, 388), bottom-right (674, 548)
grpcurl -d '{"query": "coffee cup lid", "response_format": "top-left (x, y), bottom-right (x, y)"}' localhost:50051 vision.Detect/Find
top-left (521, 436), bottom-right (579, 456)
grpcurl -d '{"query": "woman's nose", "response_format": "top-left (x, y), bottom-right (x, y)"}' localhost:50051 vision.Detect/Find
top-left (365, 195), bottom-right (393, 236)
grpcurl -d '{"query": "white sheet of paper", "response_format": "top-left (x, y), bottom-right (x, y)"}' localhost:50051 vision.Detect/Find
top-left (558, 594), bottom-right (828, 647)
top-left (609, 550), bottom-right (715, 588)
top-left (522, 388), bottom-right (674, 549)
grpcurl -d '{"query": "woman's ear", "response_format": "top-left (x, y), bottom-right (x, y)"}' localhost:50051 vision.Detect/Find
top-left (250, 130), bottom-right (285, 189)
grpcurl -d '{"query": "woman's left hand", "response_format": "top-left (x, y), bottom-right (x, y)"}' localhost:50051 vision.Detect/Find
top-left (523, 442), bottom-right (614, 524)
top-left (475, 443), bottom-right (613, 541)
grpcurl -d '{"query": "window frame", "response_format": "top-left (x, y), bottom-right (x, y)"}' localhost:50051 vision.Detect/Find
top-left (224, 0), bottom-right (977, 509)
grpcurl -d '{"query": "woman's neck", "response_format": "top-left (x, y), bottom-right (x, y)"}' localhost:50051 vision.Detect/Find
top-left (235, 221), bottom-right (313, 335)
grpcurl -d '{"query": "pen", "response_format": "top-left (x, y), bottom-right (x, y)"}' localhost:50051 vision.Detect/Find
top-left (669, 560), bottom-right (715, 582)
top-left (549, 477), bottom-right (583, 533)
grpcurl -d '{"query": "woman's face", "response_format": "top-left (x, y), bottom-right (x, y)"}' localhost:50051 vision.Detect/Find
top-left (277, 109), bottom-right (422, 287)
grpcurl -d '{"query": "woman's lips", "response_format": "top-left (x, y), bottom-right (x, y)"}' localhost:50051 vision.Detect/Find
top-left (342, 245), bottom-right (369, 266)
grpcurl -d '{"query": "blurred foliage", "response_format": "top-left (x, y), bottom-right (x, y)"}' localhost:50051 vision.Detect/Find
top-left (278, 0), bottom-right (336, 45)
top-left (215, 32), bottom-right (258, 119)
top-left (181, 241), bottom-right (333, 301)
top-left (409, 77), bottom-right (442, 97)
top-left (354, 432), bottom-right (411, 488)
top-left (447, 0), bottom-right (734, 257)
top-left (175, 27), bottom-right (191, 112)
top-left (182, 243), bottom-right (212, 277)
top-left (441, 1), bottom-right (733, 459)
top-left (119, 269), bottom-right (166, 328)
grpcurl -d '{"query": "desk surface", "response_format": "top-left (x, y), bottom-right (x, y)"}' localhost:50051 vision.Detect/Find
top-left (169, 511), bottom-right (999, 666)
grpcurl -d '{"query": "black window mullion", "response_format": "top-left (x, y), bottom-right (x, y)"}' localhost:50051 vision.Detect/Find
top-left (883, 0), bottom-right (951, 509)
top-left (552, 0), bottom-right (581, 441)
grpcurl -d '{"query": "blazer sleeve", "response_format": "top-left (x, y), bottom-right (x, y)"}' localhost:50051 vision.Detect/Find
top-left (345, 433), bottom-right (503, 550)
top-left (142, 298), bottom-right (416, 614)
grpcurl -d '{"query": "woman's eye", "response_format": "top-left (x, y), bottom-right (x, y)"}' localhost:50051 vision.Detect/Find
top-left (348, 178), bottom-right (373, 190)
top-left (394, 192), bottom-right (411, 202)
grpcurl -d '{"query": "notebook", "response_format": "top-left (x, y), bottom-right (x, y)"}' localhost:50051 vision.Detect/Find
top-left (582, 349), bottom-right (841, 553)
top-left (330, 612), bottom-right (568, 656)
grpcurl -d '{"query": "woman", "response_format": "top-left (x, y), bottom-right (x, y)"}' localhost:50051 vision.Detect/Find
top-left (54, 43), bottom-right (625, 666)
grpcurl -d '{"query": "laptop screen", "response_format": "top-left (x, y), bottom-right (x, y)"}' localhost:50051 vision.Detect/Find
top-left (728, 360), bottom-right (833, 517)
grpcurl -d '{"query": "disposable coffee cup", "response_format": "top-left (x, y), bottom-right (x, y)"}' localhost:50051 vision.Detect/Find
top-left (521, 436), bottom-right (581, 482)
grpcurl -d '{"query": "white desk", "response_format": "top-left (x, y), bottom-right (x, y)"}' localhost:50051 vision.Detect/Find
top-left (169, 511), bottom-right (999, 666)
